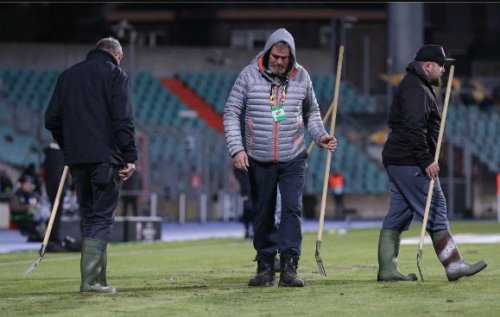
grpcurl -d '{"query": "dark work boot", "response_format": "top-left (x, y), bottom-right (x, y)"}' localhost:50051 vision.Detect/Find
top-left (248, 255), bottom-right (276, 287)
top-left (430, 230), bottom-right (487, 281)
top-left (80, 239), bottom-right (116, 294)
top-left (377, 229), bottom-right (418, 281)
top-left (278, 254), bottom-right (304, 287)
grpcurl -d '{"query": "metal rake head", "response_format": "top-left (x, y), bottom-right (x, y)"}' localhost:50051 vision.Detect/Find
top-left (315, 240), bottom-right (327, 276)
top-left (416, 249), bottom-right (424, 282)
top-left (24, 256), bottom-right (42, 277)
top-left (23, 244), bottom-right (47, 278)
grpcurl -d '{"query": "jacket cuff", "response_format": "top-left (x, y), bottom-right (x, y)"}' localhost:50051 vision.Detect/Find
top-left (123, 151), bottom-right (138, 163)
top-left (420, 158), bottom-right (434, 171)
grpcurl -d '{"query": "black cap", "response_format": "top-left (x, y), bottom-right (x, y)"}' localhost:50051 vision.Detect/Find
top-left (414, 44), bottom-right (455, 65)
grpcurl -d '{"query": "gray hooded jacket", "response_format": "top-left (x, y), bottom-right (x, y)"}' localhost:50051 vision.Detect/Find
top-left (223, 28), bottom-right (327, 162)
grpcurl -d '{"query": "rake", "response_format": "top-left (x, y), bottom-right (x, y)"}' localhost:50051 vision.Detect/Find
top-left (315, 45), bottom-right (344, 276)
top-left (24, 165), bottom-right (69, 277)
top-left (416, 65), bottom-right (455, 282)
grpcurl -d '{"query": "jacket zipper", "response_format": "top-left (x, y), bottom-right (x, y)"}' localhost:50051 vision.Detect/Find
top-left (273, 85), bottom-right (281, 162)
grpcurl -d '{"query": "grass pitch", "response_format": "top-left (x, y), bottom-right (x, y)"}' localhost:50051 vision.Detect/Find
top-left (0, 221), bottom-right (498, 317)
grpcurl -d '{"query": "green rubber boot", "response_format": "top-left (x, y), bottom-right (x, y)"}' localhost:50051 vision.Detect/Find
top-left (377, 229), bottom-right (418, 281)
top-left (80, 239), bottom-right (116, 294)
top-left (98, 247), bottom-right (112, 288)
top-left (430, 230), bottom-right (487, 281)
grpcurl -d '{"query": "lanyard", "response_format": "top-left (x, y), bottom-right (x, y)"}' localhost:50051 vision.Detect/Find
top-left (269, 82), bottom-right (287, 107)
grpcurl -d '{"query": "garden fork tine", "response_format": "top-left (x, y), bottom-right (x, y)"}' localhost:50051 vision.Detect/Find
top-left (315, 240), bottom-right (327, 276)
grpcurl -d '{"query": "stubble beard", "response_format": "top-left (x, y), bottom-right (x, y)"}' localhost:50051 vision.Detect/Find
top-left (430, 77), bottom-right (442, 87)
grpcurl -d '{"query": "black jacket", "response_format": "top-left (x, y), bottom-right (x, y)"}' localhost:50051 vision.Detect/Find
top-left (45, 49), bottom-right (137, 166)
top-left (382, 61), bottom-right (441, 171)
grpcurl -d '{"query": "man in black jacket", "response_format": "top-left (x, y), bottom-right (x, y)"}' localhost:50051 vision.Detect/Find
top-left (45, 37), bottom-right (137, 294)
top-left (377, 44), bottom-right (487, 282)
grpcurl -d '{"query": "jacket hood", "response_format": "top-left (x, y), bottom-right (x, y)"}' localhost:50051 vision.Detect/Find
top-left (254, 28), bottom-right (298, 79)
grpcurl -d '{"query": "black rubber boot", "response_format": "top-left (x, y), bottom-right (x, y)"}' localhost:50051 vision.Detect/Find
top-left (430, 230), bottom-right (487, 281)
top-left (80, 239), bottom-right (116, 294)
top-left (377, 229), bottom-right (418, 281)
top-left (278, 254), bottom-right (304, 287)
top-left (248, 255), bottom-right (276, 287)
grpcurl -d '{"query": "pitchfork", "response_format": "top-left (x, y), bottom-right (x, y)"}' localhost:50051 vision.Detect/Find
top-left (315, 45), bottom-right (344, 276)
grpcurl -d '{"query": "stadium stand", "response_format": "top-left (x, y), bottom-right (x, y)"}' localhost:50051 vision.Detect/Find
top-left (1, 67), bottom-right (498, 199)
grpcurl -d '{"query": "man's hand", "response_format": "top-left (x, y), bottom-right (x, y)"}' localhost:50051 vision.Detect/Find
top-left (425, 161), bottom-right (440, 180)
top-left (119, 163), bottom-right (136, 181)
top-left (319, 134), bottom-right (337, 152)
top-left (233, 151), bottom-right (249, 172)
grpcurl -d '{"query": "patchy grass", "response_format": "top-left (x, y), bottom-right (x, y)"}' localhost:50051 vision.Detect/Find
top-left (0, 221), bottom-right (498, 317)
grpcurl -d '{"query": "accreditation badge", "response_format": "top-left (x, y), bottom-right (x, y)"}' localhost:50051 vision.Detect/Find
top-left (271, 104), bottom-right (287, 122)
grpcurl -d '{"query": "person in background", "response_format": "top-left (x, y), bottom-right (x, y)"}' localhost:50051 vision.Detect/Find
top-left (41, 140), bottom-right (76, 252)
top-left (45, 36), bottom-right (137, 294)
top-left (233, 166), bottom-right (254, 239)
top-left (224, 28), bottom-right (337, 287)
top-left (9, 175), bottom-right (45, 242)
top-left (328, 170), bottom-right (346, 219)
top-left (18, 163), bottom-right (42, 196)
top-left (0, 169), bottom-right (14, 201)
top-left (378, 44), bottom-right (487, 282)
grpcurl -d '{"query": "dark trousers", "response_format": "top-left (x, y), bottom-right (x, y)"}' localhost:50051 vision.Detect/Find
top-left (70, 163), bottom-right (122, 241)
top-left (248, 151), bottom-right (307, 258)
top-left (382, 165), bottom-right (449, 233)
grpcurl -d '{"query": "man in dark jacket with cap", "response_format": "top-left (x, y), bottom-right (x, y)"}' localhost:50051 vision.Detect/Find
top-left (377, 44), bottom-right (487, 282)
top-left (45, 37), bottom-right (137, 294)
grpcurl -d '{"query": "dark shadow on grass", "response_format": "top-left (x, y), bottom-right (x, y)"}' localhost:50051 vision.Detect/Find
top-left (306, 278), bottom-right (381, 287)
top-left (3, 290), bottom-right (84, 297)
top-left (120, 284), bottom-right (209, 293)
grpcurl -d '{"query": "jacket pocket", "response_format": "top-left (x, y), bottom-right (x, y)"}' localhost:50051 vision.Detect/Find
top-left (246, 119), bottom-right (254, 150)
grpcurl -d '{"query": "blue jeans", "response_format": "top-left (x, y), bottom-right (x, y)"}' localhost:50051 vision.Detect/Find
top-left (382, 165), bottom-right (449, 233)
top-left (248, 151), bottom-right (307, 258)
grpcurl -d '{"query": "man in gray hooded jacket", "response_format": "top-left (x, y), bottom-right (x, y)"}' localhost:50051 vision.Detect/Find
top-left (224, 28), bottom-right (337, 287)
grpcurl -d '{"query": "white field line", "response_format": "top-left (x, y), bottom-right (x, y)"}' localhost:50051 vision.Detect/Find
top-left (402, 234), bottom-right (500, 245)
